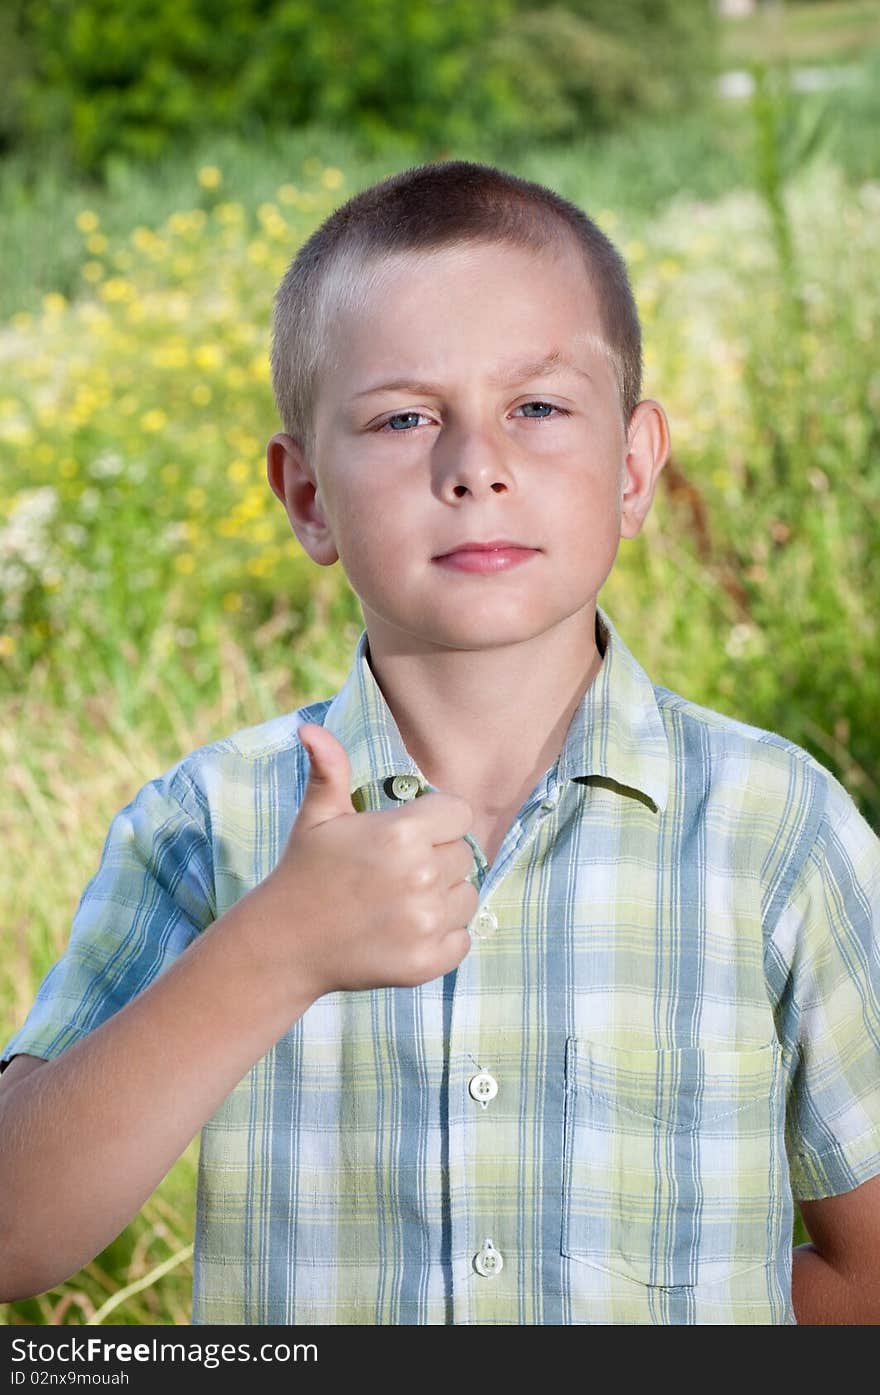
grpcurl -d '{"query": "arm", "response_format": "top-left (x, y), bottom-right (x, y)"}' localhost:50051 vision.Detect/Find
top-left (791, 1173), bottom-right (880, 1324)
top-left (0, 877), bottom-right (319, 1303)
top-left (0, 723), bottom-right (475, 1306)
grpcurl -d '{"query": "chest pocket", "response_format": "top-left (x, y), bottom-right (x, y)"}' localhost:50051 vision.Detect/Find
top-left (561, 1036), bottom-right (787, 1289)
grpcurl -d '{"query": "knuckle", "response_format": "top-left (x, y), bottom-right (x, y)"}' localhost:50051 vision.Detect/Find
top-left (407, 862), bottom-right (438, 894)
top-left (387, 818), bottom-right (414, 853)
top-left (404, 942), bottom-right (438, 986)
top-left (413, 903), bottom-right (442, 937)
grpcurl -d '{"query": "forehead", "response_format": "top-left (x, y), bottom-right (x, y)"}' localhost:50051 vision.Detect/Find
top-left (339, 237), bottom-right (595, 318)
top-left (322, 238), bottom-right (612, 379)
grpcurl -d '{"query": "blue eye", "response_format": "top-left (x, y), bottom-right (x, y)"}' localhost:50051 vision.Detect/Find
top-left (381, 411), bottom-right (428, 432)
top-left (377, 402), bottom-right (570, 432)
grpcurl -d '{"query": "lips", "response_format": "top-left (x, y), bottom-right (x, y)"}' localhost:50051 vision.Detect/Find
top-left (432, 545), bottom-right (539, 574)
top-left (434, 538), bottom-right (536, 558)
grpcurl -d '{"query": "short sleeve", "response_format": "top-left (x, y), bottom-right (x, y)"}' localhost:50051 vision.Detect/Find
top-left (0, 765), bottom-right (216, 1073)
top-left (775, 775), bottom-right (880, 1201)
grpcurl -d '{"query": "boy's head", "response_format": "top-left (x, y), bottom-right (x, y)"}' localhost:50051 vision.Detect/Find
top-left (266, 159), bottom-right (669, 655)
top-left (271, 160), bottom-right (643, 463)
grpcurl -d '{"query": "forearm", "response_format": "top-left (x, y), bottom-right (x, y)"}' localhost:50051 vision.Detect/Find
top-left (791, 1242), bottom-right (877, 1324)
top-left (0, 880), bottom-right (318, 1301)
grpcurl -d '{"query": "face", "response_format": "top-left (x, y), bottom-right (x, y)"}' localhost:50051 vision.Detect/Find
top-left (267, 238), bottom-right (669, 655)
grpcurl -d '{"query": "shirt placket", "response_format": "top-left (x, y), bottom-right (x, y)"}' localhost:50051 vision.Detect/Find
top-left (445, 768), bottom-right (560, 1323)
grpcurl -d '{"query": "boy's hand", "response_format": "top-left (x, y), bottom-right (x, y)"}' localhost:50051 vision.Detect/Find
top-left (257, 722), bottom-right (479, 998)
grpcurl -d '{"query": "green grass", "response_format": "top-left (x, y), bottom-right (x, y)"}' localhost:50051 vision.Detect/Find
top-left (721, 0), bottom-right (880, 65)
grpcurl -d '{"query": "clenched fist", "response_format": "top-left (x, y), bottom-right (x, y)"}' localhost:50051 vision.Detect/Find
top-left (255, 721), bottom-right (479, 998)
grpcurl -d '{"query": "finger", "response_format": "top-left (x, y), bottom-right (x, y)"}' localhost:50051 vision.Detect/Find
top-left (438, 839), bottom-right (478, 887)
top-left (404, 790), bottom-right (474, 843)
top-left (447, 877), bottom-right (481, 929)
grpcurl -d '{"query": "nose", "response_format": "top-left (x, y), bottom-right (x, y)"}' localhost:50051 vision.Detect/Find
top-left (434, 424), bottom-right (516, 500)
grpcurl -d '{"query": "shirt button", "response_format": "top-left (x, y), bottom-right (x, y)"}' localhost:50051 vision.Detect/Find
top-left (472, 907), bottom-right (498, 939)
top-left (541, 791), bottom-right (559, 811)
top-left (390, 774), bottom-right (421, 801)
top-left (473, 1237), bottom-right (504, 1278)
top-left (468, 1070), bottom-right (499, 1106)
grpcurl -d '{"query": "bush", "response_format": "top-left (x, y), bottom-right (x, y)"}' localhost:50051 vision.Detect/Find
top-left (6, 0), bottom-right (720, 176)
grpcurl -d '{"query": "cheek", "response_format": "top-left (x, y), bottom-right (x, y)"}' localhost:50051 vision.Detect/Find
top-left (326, 490), bottom-right (405, 587)
top-left (557, 477), bottom-right (622, 533)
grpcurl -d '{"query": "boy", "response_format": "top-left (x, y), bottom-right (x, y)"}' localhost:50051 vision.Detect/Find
top-left (1, 160), bottom-right (879, 1326)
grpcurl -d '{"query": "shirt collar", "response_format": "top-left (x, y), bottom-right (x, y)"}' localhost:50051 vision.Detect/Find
top-left (321, 603), bottom-right (669, 814)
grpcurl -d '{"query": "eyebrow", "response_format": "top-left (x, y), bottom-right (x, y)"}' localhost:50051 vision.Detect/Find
top-left (350, 348), bottom-right (596, 401)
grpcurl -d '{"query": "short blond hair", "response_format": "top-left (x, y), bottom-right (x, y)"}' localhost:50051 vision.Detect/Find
top-left (271, 159), bottom-right (642, 460)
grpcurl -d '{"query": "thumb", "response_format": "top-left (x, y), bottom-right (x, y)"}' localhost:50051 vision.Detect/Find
top-left (297, 722), bottom-right (356, 827)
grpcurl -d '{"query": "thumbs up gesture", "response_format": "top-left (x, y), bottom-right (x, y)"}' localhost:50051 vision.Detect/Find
top-left (258, 722), bottom-right (478, 998)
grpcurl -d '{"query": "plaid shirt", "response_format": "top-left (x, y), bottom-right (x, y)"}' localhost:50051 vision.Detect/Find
top-left (4, 603), bottom-right (880, 1325)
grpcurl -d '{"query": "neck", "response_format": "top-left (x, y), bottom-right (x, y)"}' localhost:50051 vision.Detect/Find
top-left (362, 603), bottom-right (605, 808)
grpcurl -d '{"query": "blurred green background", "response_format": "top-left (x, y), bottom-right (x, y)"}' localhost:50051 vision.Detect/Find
top-left (2, 0), bottom-right (879, 1324)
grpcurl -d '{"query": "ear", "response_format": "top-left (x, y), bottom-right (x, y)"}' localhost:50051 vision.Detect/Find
top-left (266, 432), bottom-right (339, 566)
top-left (619, 400), bottom-right (671, 541)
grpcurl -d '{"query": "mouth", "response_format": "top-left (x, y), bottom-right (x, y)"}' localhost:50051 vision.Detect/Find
top-left (432, 539), bottom-right (539, 559)
top-left (432, 543), bottom-right (540, 574)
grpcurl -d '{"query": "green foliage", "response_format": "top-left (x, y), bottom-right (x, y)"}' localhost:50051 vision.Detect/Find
top-left (6, 0), bottom-right (720, 176)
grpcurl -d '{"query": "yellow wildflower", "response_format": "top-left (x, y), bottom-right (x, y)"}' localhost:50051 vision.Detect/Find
top-left (198, 165), bottom-right (223, 189)
top-left (99, 277), bottom-right (135, 303)
top-left (151, 340), bottom-right (189, 369)
top-left (141, 409), bottom-right (167, 433)
top-left (131, 226), bottom-right (158, 252)
top-left (214, 201), bottom-right (244, 224)
top-left (194, 344), bottom-right (223, 370)
top-left (75, 210), bottom-right (100, 233)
